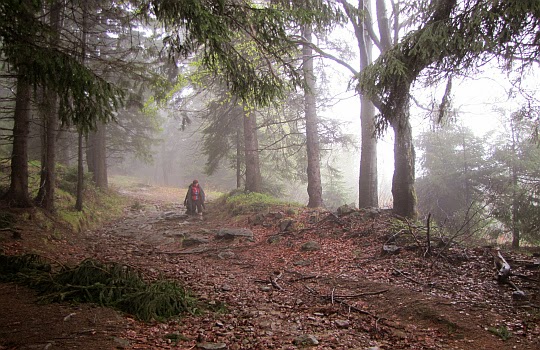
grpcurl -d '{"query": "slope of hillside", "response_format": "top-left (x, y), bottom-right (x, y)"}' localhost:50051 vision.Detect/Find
top-left (1, 183), bottom-right (538, 349)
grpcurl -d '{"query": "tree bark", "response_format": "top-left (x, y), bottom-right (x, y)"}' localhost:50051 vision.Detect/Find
top-left (243, 108), bottom-right (262, 192)
top-left (302, 25), bottom-right (323, 208)
top-left (236, 115), bottom-right (242, 189)
top-left (4, 77), bottom-right (33, 207)
top-left (341, 0), bottom-right (379, 208)
top-left (75, 0), bottom-right (88, 211)
top-left (358, 93), bottom-right (378, 208)
top-left (75, 131), bottom-right (84, 211)
top-left (510, 119), bottom-right (520, 248)
top-left (88, 122), bottom-right (108, 189)
top-left (366, 0), bottom-right (457, 218)
top-left (56, 127), bottom-right (72, 166)
top-left (35, 87), bottom-right (58, 211)
top-left (36, 0), bottom-right (62, 211)
top-left (391, 112), bottom-right (417, 219)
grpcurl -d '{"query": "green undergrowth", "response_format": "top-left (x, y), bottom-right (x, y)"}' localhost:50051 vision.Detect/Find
top-left (0, 254), bottom-right (200, 322)
top-left (0, 164), bottom-right (128, 236)
top-left (218, 190), bottom-right (301, 216)
top-left (54, 186), bottom-right (127, 232)
top-left (109, 174), bottom-right (154, 191)
top-left (488, 325), bottom-right (512, 341)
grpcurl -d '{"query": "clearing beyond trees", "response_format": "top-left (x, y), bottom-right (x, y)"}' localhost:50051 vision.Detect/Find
top-left (1, 183), bottom-right (539, 350)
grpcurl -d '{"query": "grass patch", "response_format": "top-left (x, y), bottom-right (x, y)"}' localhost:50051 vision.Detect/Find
top-left (220, 190), bottom-right (301, 216)
top-left (488, 325), bottom-right (512, 341)
top-left (55, 184), bottom-right (127, 232)
top-left (109, 175), bottom-right (153, 191)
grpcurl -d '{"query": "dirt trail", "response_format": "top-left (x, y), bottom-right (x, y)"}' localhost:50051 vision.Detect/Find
top-left (1, 186), bottom-right (539, 349)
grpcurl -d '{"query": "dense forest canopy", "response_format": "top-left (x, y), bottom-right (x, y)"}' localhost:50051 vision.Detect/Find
top-left (0, 0), bottom-right (539, 246)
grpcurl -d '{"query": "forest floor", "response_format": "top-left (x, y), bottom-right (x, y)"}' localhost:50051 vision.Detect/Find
top-left (1, 183), bottom-right (539, 350)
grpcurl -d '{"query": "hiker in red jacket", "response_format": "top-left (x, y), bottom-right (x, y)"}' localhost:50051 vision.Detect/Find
top-left (184, 180), bottom-right (205, 215)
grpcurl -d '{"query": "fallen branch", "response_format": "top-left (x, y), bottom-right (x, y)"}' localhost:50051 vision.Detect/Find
top-left (303, 285), bottom-right (374, 316)
top-left (288, 274), bottom-right (319, 282)
top-left (270, 271), bottom-right (284, 290)
top-left (322, 289), bottom-right (389, 299)
top-left (392, 268), bottom-right (422, 285)
top-left (491, 249), bottom-right (526, 299)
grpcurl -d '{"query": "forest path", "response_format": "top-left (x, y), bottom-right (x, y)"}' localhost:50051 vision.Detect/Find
top-left (76, 185), bottom-right (536, 349)
top-left (1, 184), bottom-right (538, 349)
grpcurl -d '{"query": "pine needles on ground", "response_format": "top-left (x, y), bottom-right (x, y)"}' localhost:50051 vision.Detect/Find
top-left (0, 254), bottom-right (199, 321)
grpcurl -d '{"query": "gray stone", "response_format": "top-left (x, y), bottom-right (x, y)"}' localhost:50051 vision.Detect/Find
top-left (301, 241), bottom-right (321, 252)
top-left (268, 211), bottom-right (284, 219)
top-left (250, 213), bottom-right (266, 225)
top-left (293, 259), bottom-right (311, 266)
top-left (183, 237), bottom-right (210, 247)
top-left (162, 211), bottom-right (188, 220)
top-left (382, 244), bottom-right (400, 255)
top-left (336, 204), bottom-right (355, 216)
top-left (216, 228), bottom-right (254, 241)
top-left (363, 207), bottom-right (381, 219)
top-left (267, 235), bottom-right (281, 244)
top-left (218, 250), bottom-right (235, 259)
top-left (279, 219), bottom-right (296, 232)
top-left (221, 284), bottom-right (233, 291)
top-left (512, 290), bottom-right (527, 300)
top-left (292, 334), bottom-right (319, 346)
top-left (113, 337), bottom-right (131, 348)
top-left (335, 319), bottom-right (350, 328)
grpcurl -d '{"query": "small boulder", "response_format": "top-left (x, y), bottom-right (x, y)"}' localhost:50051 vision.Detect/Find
top-left (382, 244), bottom-right (400, 255)
top-left (336, 204), bottom-right (356, 216)
top-left (216, 228), bottom-right (254, 241)
top-left (182, 236), bottom-right (210, 247)
top-left (218, 250), bottom-right (235, 259)
top-left (292, 334), bottom-right (319, 346)
top-left (279, 219), bottom-right (296, 232)
top-left (301, 241), bottom-right (321, 252)
top-left (267, 235), bottom-right (281, 244)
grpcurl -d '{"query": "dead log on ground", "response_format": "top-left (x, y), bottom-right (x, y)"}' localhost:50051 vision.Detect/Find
top-left (491, 249), bottom-right (526, 299)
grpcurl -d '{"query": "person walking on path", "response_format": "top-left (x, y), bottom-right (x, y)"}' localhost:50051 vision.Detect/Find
top-left (184, 180), bottom-right (205, 215)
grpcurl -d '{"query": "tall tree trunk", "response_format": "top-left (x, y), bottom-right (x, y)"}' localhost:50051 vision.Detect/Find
top-left (243, 108), bottom-right (262, 192)
top-left (368, 0), bottom-right (456, 218)
top-left (56, 127), bottom-right (72, 166)
top-left (75, 131), bottom-right (84, 211)
top-left (358, 93), bottom-right (378, 208)
top-left (35, 88), bottom-right (58, 211)
top-left (36, 0), bottom-right (62, 211)
top-left (4, 77), bottom-right (32, 207)
top-left (88, 122), bottom-right (107, 189)
top-left (85, 133), bottom-right (95, 175)
top-left (236, 115), bottom-right (242, 189)
top-left (461, 127), bottom-right (471, 235)
top-left (76, 0), bottom-right (88, 210)
top-left (343, 0), bottom-right (379, 208)
top-left (358, 0), bottom-right (379, 208)
top-left (510, 119), bottom-right (520, 248)
top-left (391, 112), bottom-right (417, 219)
top-left (302, 25), bottom-right (323, 208)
